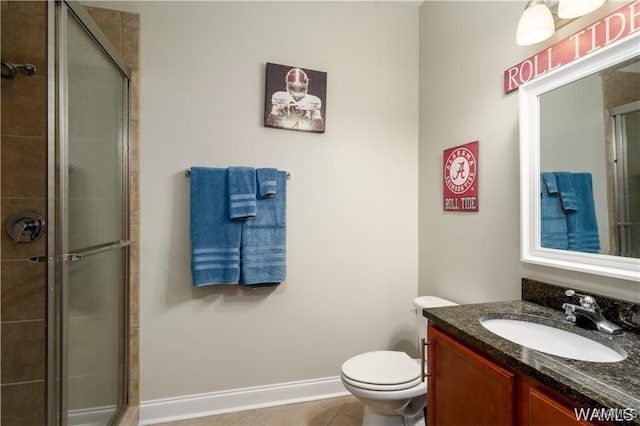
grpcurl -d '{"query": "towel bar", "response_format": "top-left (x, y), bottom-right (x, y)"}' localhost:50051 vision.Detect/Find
top-left (185, 168), bottom-right (290, 179)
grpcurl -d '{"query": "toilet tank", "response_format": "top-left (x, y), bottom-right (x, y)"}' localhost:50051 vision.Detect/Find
top-left (413, 296), bottom-right (458, 345)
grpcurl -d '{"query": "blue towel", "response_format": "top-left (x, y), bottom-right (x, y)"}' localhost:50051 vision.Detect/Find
top-left (540, 173), bottom-right (569, 250)
top-left (257, 168), bottom-right (278, 199)
top-left (228, 167), bottom-right (257, 220)
top-left (565, 173), bottom-right (600, 254)
top-left (555, 172), bottom-right (579, 212)
top-left (541, 172), bottom-right (558, 194)
top-left (240, 170), bottom-right (287, 286)
top-left (190, 167), bottom-right (241, 286)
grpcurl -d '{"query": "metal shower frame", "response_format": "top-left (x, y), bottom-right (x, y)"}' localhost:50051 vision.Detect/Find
top-left (46, 1), bottom-right (132, 424)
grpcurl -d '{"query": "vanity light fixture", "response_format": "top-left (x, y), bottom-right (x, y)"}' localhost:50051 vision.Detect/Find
top-left (516, 0), bottom-right (556, 46)
top-left (516, 0), bottom-right (608, 46)
top-left (557, 0), bottom-right (607, 19)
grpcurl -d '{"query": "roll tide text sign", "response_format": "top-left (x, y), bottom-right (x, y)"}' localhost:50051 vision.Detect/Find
top-left (443, 141), bottom-right (479, 212)
top-left (504, 0), bottom-right (640, 93)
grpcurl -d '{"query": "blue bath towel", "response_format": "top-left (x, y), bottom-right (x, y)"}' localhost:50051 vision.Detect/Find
top-left (555, 172), bottom-right (579, 212)
top-left (228, 167), bottom-right (257, 220)
top-left (190, 167), bottom-right (241, 286)
top-left (540, 173), bottom-right (569, 250)
top-left (257, 168), bottom-right (278, 199)
top-left (565, 173), bottom-right (600, 254)
top-left (240, 170), bottom-right (287, 286)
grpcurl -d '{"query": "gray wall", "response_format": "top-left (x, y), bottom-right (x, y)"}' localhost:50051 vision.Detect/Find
top-left (88, 0), bottom-right (421, 402)
top-left (540, 73), bottom-right (609, 253)
top-left (419, 1), bottom-right (523, 304)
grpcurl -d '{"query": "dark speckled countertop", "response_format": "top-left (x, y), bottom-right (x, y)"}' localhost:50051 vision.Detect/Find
top-left (423, 300), bottom-right (640, 423)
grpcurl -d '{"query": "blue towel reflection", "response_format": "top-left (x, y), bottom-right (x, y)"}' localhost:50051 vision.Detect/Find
top-left (540, 172), bottom-right (600, 254)
top-left (541, 173), bottom-right (568, 250)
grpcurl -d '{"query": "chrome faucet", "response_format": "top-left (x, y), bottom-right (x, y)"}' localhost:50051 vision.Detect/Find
top-left (562, 290), bottom-right (623, 335)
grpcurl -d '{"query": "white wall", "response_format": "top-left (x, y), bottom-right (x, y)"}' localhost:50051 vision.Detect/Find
top-left (418, 0), bottom-right (639, 304)
top-left (89, 0), bottom-right (420, 403)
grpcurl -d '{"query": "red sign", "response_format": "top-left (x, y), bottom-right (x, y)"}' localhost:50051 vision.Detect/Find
top-left (504, 0), bottom-right (640, 93)
top-left (443, 141), bottom-right (479, 212)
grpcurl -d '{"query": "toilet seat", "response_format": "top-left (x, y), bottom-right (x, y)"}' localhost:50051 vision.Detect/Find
top-left (341, 351), bottom-right (423, 391)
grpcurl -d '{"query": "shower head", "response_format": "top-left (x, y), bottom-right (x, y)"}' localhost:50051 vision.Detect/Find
top-left (1, 60), bottom-right (37, 79)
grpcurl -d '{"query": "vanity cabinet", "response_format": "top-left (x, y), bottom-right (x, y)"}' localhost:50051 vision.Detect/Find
top-left (427, 324), bottom-right (515, 425)
top-left (427, 325), bottom-right (595, 425)
top-left (524, 386), bottom-right (590, 425)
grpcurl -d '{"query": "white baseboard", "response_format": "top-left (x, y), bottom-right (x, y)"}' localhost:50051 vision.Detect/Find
top-left (139, 376), bottom-right (349, 425)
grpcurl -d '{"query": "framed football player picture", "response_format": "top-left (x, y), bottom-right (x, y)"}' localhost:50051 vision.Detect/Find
top-left (264, 62), bottom-right (327, 133)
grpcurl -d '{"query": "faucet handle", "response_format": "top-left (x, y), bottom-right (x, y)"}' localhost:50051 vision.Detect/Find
top-left (565, 290), bottom-right (599, 310)
top-left (562, 303), bottom-right (577, 323)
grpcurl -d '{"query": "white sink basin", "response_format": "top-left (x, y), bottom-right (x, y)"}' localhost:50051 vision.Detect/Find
top-left (480, 316), bottom-right (627, 362)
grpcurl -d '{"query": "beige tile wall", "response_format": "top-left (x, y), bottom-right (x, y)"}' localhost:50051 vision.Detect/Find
top-left (0, 2), bottom-right (140, 424)
top-left (0, 1), bottom-right (47, 424)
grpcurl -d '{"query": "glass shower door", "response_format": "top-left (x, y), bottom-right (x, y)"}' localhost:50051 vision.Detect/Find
top-left (613, 105), bottom-right (640, 258)
top-left (55, 3), bottom-right (130, 425)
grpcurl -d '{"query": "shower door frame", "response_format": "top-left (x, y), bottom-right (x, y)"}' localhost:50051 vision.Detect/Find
top-left (46, 1), bottom-right (132, 424)
top-left (611, 100), bottom-right (640, 258)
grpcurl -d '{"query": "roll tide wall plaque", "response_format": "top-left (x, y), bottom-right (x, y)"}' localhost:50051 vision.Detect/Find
top-left (443, 141), bottom-right (479, 212)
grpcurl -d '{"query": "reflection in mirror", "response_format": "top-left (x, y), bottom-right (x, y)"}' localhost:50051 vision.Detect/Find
top-left (519, 32), bottom-right (640, 281)
top-left (539, 56), bottom-right (640, 259)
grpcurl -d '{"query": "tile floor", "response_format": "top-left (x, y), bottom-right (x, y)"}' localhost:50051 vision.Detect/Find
top-left (151, 395), bottom-right (365, 426)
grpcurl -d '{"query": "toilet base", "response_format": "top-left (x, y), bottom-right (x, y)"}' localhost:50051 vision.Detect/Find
top-left (362, 406), bottom-right (426, 426)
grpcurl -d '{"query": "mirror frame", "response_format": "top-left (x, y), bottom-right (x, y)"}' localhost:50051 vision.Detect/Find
top-left (519, 32), bottom-right (640, 282)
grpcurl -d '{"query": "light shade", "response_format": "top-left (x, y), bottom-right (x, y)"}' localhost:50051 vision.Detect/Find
top-left (516, 1), bottom-right (555, 46)
top-left (558, 0), bottom-right (607, 19)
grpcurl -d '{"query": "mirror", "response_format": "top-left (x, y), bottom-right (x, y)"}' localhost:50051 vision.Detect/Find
top-left (519, 33), bottom-right (640, 282)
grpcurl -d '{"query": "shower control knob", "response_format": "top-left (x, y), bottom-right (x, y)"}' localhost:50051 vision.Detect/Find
top-left (6, 211), bottom-right (46, 246)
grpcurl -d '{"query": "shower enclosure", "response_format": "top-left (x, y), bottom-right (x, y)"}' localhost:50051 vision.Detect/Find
top-left (1, 1), bottom-right (135, 424)
top-left (612, 102), bottom-right (640, 258)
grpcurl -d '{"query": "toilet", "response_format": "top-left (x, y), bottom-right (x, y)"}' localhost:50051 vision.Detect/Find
top-left (340, 296), bottom-right (458, 426)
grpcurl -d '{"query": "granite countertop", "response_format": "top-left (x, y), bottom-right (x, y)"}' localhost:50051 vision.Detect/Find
top-left (423, 300), bottom-right (640, 422)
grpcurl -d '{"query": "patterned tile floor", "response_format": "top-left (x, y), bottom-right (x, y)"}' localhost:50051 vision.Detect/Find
top-left (151, 395), bottom-right (364, 426)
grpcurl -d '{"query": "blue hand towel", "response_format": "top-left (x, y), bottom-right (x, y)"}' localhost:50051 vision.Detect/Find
top-left (240, 170), bottom-right (287, 286)
top-left (565, 173), bottom-right (600, 254)
top-left (555, 172), bottom-right (579, 212)
top-left (190, 167), bottom-right (241, 286)
top-left (540, 173), bottom-right (568, 250)
top-left (257, 168), bottom-right (278, 199)
top-left (228, 167), bottom-right (257, 220)
top-left (541, 172), bottom-right (558, 194)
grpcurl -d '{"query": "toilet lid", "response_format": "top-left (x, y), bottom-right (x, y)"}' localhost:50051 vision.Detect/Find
top-left (341, 351), bottom-right (421, 388)
top-left (341, 373), bottom-right (423, 392)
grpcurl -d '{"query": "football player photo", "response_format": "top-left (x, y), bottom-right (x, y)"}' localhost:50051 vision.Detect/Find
top-left (264, 62), bottom-right (327, 133)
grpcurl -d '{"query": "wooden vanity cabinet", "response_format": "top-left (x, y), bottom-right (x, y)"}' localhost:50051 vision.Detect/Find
top-left (524, 385), bottom-right (591, 425)
top-left (427, 324), bottom-right (595, 426)
top-left (427, 324), bottom-right (515, 425)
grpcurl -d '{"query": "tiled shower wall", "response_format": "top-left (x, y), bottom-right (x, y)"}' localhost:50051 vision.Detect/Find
top-left (0, 3), bottom-right (140, 424)
top-left (1, 2), bottom-right (47, 424)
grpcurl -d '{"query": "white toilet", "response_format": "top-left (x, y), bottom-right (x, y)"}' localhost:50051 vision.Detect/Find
top-left (340, 296), bottom-right (457, 426)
